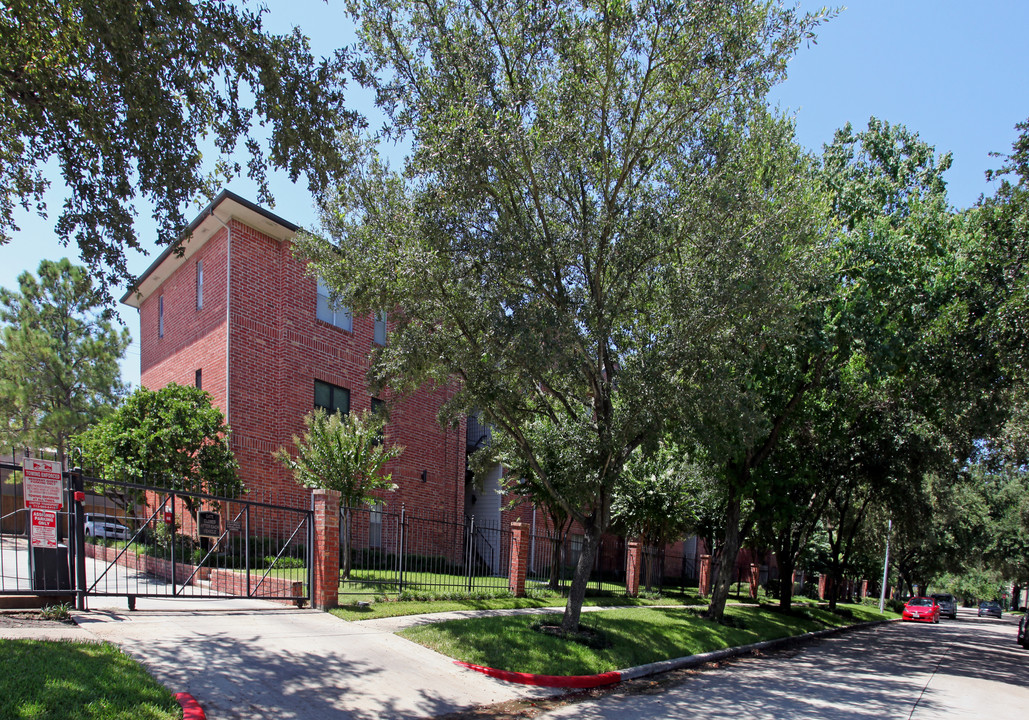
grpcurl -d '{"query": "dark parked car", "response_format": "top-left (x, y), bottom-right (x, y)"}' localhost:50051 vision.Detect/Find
top-left (931, 593), bottom-right (958, 619)
top-left (978, 601), bottom-right (1003, 619)
top-left (1018, 610), bottom-right (1029, 648)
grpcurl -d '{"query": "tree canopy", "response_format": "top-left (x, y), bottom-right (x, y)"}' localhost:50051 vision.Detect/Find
top-left (297, 0), bottom-right (827, 630)
top-left (0, 0), bottom-right (358, 293)
top-left (275, 407), bottom-right (402, 508)
top-left (75, 383), bottom-right (241, 512)
top-left (0, 258), bottom-right (128, 462)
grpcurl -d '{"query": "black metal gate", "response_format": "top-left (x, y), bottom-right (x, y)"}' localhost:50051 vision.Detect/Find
top-left (1, 458), bottom-right (312, 609)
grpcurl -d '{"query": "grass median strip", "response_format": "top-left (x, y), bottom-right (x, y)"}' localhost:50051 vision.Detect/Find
top-left (398, 603), bottom-right (897, 677)
top-left (0, 639), bottom-right (181, 720)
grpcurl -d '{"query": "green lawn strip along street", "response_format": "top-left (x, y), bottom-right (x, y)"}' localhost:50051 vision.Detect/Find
top-left (0, 639), bottom-right (181, 720)
top-left (397, 603), bottom-right (897, 677)
top-left (331, 591), bottom-right (707, 621)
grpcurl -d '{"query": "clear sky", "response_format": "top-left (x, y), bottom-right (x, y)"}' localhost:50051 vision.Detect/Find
top-left (2, 0), bottom-right (1026, 389)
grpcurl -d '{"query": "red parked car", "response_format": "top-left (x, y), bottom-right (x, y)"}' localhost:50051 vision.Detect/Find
top-left (903, 596), bottom-right (941, 623)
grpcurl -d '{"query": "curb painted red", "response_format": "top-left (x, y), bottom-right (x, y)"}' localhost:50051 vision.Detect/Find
top-left (175, 692), bottom-right (206, 720)
top-left (455, 661), bottom-right (621, 688)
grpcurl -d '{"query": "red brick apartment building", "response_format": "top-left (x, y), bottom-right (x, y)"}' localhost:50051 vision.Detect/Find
top-left (122, 191), bottom-right (711, 583)
top-left (121, 191), bottom-right (473, 522)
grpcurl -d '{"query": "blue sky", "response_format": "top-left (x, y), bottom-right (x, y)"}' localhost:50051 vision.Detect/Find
top-left (2, 0), bottom-right (1026, 388)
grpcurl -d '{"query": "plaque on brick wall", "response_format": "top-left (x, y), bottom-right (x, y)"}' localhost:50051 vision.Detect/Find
top-left (197, 511), bottom-right (221, 538)
top-left (225, 520), bottom-right (242, 533)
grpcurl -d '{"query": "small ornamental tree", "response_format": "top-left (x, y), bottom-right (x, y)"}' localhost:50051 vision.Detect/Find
top-left (75, 383), bottom-right (241, 515)
top-left (275, 408), bottom-right (403, 578)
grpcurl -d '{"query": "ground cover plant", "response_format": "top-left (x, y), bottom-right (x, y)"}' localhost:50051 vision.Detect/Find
top-left (397, 603), bottom-right (896, 676)
top-left (0, 639), bottom-right (180, 720)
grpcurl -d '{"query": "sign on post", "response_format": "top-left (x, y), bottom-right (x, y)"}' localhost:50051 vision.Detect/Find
top-left (23, 458), bottom-right (63, 511)
top-left (30, 509), bottom-right (57, 549)
top-left (197, 511), bottom-right (221, 538)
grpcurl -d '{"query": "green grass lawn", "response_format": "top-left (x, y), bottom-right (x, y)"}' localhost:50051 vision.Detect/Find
top-left (397, 603), bottom-right (898, 676)
top-left (331, 587), bottom-right (709, 621)
top-left (0, 640), bottom-right (181, 720)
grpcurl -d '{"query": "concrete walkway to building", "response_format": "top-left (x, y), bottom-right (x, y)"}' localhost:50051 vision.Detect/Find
top-left (53, 595), bottom-right (562, 720)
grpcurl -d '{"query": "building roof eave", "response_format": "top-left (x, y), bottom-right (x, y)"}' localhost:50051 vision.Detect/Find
top-left (120, 190), bottom-right (299, 308)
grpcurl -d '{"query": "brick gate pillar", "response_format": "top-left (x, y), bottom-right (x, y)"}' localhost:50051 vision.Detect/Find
top-left (312, 489), bottom-right (341, 610)
top-left (860, 579), bottom-right (868, 598)
top-left (626, 540), bottom-right (642, 597)
top-left (699, 554), bottom-right (712, 597)
top-left (749, 563), bottom-right (760, 599)
top-left (817, 574), bottom-right (827, 600)
top-left (508, 522), bottom-right (530, 597)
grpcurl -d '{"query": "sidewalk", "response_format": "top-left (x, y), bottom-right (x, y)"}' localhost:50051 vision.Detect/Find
top-left (69, 596), bottom-right (561, 720)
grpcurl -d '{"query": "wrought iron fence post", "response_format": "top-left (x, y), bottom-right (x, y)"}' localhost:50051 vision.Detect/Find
top-left (397, 505), bottom-right (406, 596)
top-left (245, 505), bottom-right (251, 598)
top-left (466, 515), bottom-right (475, 592)
top-left (71, 468), bottom-right (87, 610)
top-left (307, 507), bottom-right (314, 606)
top-left (170, 494), bottom-right (177, 594)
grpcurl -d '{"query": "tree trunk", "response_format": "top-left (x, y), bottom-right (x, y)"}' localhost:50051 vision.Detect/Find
top-left (705, 493), bottom-right (742, 622)
top-left (560, 520), bottom-right (603, 632)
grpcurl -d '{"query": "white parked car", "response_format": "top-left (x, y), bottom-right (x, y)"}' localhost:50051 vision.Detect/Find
top-left (83, 514), bottom-right (131, 540)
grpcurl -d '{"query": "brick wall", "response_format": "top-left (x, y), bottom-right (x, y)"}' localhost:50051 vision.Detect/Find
top-left (137, 215), bottom-right (466, 523)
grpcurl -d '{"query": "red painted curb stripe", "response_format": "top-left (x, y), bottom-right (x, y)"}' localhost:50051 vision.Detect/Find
top-left (455, 661), bottom-right (622, 688)
top-left (175, 692), bottom-right (206, 720)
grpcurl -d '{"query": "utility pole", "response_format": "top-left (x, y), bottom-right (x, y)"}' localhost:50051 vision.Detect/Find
top-left (879, 518), bottom-right (892, 614)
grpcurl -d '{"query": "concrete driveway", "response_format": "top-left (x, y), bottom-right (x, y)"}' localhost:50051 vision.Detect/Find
top-left (74, 597), bottom-right (557, 720)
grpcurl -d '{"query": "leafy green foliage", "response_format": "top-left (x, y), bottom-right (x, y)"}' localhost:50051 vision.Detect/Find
top-left (0, 258), bottom-right (128, 461)
top-left (0, 0), bottom-right (359, 292)
top-left (300, 0), bottom-right (827, 631)
top-left (75, 383), bottom-right (241, 511)
top-left (612, 443), bottom-right (700, 546)
top-left (275, 408), bottom-right (402, 508)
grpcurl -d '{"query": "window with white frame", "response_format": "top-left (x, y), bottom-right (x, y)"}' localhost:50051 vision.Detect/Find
top-left (158, 295), bottom-right (164, 337)
top-left (316, 279), bottom-right (352, 331)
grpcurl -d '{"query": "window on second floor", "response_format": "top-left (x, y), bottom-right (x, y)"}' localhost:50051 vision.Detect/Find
top-left (373, 311), bottom-right (387, 345)
top-left (158, 295), bottom-right (164, 337)
top-left (316, 279), bottom-right (352, 332)
top-left (314, 380), bottom-right (350, 416)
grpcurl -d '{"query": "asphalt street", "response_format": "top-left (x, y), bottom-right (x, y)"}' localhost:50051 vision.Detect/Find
top-left (537, 608), bottom-right (1028, 719)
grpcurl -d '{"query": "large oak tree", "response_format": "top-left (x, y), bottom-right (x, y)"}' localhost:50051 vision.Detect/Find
top-left (297, 0), bottom-right (827, 630)
top-left (0, 0), bottom-right (358, 293)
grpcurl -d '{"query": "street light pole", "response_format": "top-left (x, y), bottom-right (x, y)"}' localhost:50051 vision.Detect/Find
top-left (879, 518), bottom-right (892, 614)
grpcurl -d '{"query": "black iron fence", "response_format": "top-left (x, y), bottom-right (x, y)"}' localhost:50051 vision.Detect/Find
top-left (339, 507), bottom-right (704, 599)
top-left (0, 456), bottom-right (312, 607)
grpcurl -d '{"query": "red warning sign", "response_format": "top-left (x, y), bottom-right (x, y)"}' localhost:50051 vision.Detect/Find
top-left (30, 509), bottom-right (58, 549)
top-left (23, 458), bottom-right (63, 511)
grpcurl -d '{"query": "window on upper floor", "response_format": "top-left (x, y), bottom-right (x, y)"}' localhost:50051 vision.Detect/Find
top-left (314, 380), bottom-right (350, 416)
top-left (373, 311), bottom-right (387, 345)
top-left (196, 260), bottom-right (204, 310)
top-left (158, 295), bottom-right (164, 338)
top-left (316, 279), bottom-right (352, 332)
